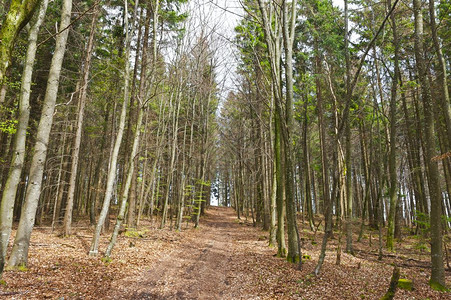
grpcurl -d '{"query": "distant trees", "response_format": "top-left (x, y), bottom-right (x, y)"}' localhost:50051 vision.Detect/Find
top-left (0, 0), bottom-right (450, 291)
top-left (227, 0), bottom-right (449, 289)
top-left (0, 0), bottom-right (218, 269)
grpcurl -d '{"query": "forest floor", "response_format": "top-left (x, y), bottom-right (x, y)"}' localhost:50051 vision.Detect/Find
top-left (0, 206), bottom-right (450, 299)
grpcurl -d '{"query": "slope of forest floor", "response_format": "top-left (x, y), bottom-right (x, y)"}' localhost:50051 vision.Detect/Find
top-left (0, 206), bottom-right (450, 299)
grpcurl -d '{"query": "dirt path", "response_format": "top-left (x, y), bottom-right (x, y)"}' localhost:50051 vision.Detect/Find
top-left (110, 207), bottom-right (271, 299)
top-left (105, 207), bottom-right (451, 300)
top-left (3, 206), bottom-right (448, 299)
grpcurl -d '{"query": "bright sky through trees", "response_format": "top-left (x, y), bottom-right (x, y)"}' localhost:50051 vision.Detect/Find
top-left (0, 0), bottom-right (450, 297)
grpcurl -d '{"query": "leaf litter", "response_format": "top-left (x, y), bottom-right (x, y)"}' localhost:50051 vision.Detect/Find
top-left (0, 207), bottom-right (449, 299)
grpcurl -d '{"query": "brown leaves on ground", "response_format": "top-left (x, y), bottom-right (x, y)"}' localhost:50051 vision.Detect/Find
top-left (0, 207), bottom-right (450, 299)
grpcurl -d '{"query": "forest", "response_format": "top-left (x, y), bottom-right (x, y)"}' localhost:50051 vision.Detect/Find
top-left (0, 0), bottom-right (450, 298)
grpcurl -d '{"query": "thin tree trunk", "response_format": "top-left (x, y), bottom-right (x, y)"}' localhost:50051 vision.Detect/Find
top-left (344, 0), bottom-right (354, 256)
top-left (413, 0), bottom-right (445, 288)
top-left (104, 107), bottom-right (144, 258)
top-left (268, 91), bottom-right (277, 247)
top-left (89, 0), bottom-right (138, 256)
top-left (386, 0), bottom-right (400, 252)
top-left (127, 6), bottom-right (153, 229)
top-left (357, 119), bottom-right (371, 242)
top-left (175, 123), bottom-right (188, 231)
top-left (161, 90), bottom-right (181, 228)
top-left (303, 101), bottom-right (314, 231)
top-left (63, 5), bottom-right (99, 236)
top-left (52, 120), bottom-right (69, 231)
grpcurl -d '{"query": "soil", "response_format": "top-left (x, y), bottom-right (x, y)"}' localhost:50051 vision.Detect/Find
top-left (0, 206), bottom-right (450, 299)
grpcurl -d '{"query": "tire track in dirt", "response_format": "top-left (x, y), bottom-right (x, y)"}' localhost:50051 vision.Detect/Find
top-left (109, 207), bottom-right (261, 299)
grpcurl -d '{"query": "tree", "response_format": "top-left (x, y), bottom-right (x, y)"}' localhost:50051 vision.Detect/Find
top-left (7, 0), bottom-right (73, 268)
top-left (62, 3), bottom-right (100, 236)
top-left (0, 0), bottom-right (49, 276)
top-left (89, 0), bottom-right (137, 256)
top-left (256, 0), bottom-right (300, 264)
top-left (0, 0), bottom-right (42, 83)
top-left (413, 0), bottom-right (445, 289)
top-left (386, 0), bottom-right (401, 252)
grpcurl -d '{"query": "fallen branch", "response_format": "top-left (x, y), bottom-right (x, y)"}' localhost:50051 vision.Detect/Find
top-left (60, 243), bottom-right (76, 249)
top-left (0, 292), bottom-right (21, 296)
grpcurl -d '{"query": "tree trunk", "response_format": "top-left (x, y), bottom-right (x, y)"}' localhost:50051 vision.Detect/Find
top-left (0, 0), bottom-right (48, 274)
top-left (104, 107), bottom-right (144, 258)
top-left (127, 5), bottom-right (154, 229)
top-left (303, 100), bottom-right (314, 231)
top-left (282, 0), bottom-right (300, 266)
top-left (268, 92), bottom-right (277, 247)
top-left (161, 90), bottom-right (181, 229)
top-left (413, 0), bottom-right (445, 288)
top-left (314, 49), bottom-right (332, 275)
top-left (90, 0), bottom-right (138, 256)
top-left (344, 0), bottom-right (354, 256)
top-left (380, 265), bottom-right (400, 300)
top-left (386, 0), bottom-right (400, 252)
top-left (7, 0), bottom-right (73, 268)
top-left (51, 121), bottom-right (69, 231)
top-left (0, 0), bottom-right (42, 83)
top-left (63, 5), bottom-right (99, 236)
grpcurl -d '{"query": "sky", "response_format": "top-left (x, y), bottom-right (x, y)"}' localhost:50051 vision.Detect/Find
top-left (194, 0), bottom-right (347, 206)
top-left (188, 1), bottom-right (243, 206)
top-left (156, 1), bottom-right (244, 116)
top-left (186, 0), bottom-right (244, 102)
top-left (190, 0), bottom-right (347, 102)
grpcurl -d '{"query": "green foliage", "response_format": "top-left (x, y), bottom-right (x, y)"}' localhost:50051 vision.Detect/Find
top-left (398, 279), bottom-right (413, 291)
top-left (124, 229), bottom-right (148, 238)
top-left (101, 257), bottom-right (112, 264)
top-left (429, 280), bottom-right (449, 292)
top-left (196, 179), bottom-right (211, 187)
top-left (414, 211), bottom-right (430, 235)
top-left (17, 264), bottom-right (28, 272)
top-left (298, 0), bottom-right (345, 62)
top-left (413, 242), bottom-right (430, 252)
top-left (234, 4), bottom-right (269, 78)
top-left (0, 104), bottom-right (17, 134)
top-left (0, 119), bottom-right (17, 134)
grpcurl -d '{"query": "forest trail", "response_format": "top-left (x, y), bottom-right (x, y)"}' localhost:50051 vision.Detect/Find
top-left (109, 206), bottom-right (270, 299)
top-left (2, 207), bottom-right (449, 299)
top-left (106, 206), bottom-right (451, 300)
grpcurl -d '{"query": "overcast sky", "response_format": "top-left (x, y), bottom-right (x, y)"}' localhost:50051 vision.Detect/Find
top-left (187, 0), bottom-right (243, 102)
top-left (197, 1), bottom-right (347, 205)
top-left (190, 0), bottom-right (346, 103)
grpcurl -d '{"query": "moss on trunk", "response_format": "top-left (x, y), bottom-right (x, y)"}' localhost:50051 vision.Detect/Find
top-left (0, 0), bottom-right (42, 82)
